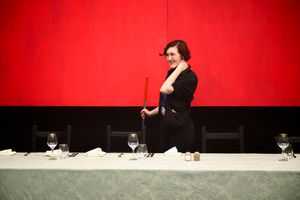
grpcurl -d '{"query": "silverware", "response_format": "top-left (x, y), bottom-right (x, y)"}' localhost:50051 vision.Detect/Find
top-left (146, 153), bottom-right (154, 157)
top-left (69, 152), bottom-right (78, 157)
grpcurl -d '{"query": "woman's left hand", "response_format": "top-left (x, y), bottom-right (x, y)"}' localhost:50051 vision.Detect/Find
top-left (177, 60), bottom-right (188, 72)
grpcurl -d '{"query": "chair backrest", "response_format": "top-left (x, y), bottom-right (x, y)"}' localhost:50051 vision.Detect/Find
top-left (289, 137), bottom-right (300, 144)
top-left (106, 125), bottom-right (142, 152)
top-left (202, 125), bottom-right (244, 153)
top-left (32, 125), bottom-right (72, 152)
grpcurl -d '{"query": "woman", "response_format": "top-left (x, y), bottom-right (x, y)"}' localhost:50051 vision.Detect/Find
top-left (141, 40), bottom-right (198, 152)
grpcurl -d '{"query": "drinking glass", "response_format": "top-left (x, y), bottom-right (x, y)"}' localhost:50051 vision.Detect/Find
top-left (128, 133), bottom-right (139, 160)
top-left (136, 144), bottom-right (148, 159)
top-left (47, 133), bottom-right (58, 160)
top-left (276, 133), bottom-right (289, 161)
top-left (59, 144), bottom-right (69, 159)
top-left (284, 144), bottom-right (294, 160)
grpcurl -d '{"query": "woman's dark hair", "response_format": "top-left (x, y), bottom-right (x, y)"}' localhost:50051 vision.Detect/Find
top-left (159, 40), bottom-right (191, 61)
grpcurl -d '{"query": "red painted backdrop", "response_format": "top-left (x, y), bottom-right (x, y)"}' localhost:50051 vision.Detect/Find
top-left (1, 0), bottom-right (299, 106)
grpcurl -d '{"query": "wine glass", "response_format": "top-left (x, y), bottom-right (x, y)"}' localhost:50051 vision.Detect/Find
top-left (47, 133), bottom-right (58, 160)
top-left (276, 133), bottom-right (289, 161)
top-left (128, 133), bottom-right (139, 160)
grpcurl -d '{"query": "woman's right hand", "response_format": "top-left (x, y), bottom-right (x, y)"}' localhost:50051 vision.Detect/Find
top-left (140, 108), bottom-right (150, 119)
top-left (140, 107), bottom-right (159, 119)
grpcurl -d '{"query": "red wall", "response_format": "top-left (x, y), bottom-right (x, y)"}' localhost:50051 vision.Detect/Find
top-left (1, 0), bottom-right (299, 106)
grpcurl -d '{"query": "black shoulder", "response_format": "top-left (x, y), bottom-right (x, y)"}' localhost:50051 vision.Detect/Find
top-left (187, 69), bottom-right (198, 82)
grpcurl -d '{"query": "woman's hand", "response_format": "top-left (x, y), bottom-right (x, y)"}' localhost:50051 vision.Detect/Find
top-left (177, 60), bottom-right (188, 72)
top-left (140, 107), bottom-right (159, 119)
top-left (140, 108), bottom-right (150, 119)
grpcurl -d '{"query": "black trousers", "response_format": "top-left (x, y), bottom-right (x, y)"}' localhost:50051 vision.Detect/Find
top-left (160, 120), bottom-right (195, 153)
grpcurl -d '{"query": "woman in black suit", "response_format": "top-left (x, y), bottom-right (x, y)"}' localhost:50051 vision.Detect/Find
top-left (141, 40), bottom-right (198, 152)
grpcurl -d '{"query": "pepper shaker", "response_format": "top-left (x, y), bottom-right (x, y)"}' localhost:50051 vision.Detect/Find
top-left (194, 151), bottom-right (200, 161)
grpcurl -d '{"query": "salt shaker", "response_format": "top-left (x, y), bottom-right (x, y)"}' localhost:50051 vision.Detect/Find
top-left (185, 152), bottom-right (192, 161)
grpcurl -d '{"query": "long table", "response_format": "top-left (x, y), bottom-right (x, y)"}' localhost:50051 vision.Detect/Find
top-left (1, 153), bottom-right (300, 200)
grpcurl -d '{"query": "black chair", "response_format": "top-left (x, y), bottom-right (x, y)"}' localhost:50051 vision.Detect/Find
top-left (289, 137), bottom-right (300, 144)
top-left (32, 125), bottom-right (72, 152)
top-left (106, 125), bottom-right (143, 152)
top-left (274, 136), bottom-right (300, 145)
top-left (202, 125), bottom-right (245, 153)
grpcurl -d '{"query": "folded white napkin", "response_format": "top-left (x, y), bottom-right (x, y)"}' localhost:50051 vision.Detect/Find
top-left (164, 146), bottom-right (182, 156)
top-left (85, 147), bottom-right (106, 157)
top-left (0, 149), bottom-right (16, 156)
top-left (44, 149), bottom-right (60, 157)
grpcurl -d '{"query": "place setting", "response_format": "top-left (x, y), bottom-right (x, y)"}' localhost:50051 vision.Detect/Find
top-left (275, 133), bottom-right (296, 162)
top-left (45, 133), bottom-right (106, 159)
top-left (115, 133), bottom-right (152, 160)
top-left (44, 133), bottom-right (77, 159)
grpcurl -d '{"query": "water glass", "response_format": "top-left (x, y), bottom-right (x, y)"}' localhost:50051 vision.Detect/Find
top-left (136, 144), bottom-right (148, 159)
top-left (59, 144), bottom-right (69, 159)
top-left (284, 144), bottom-right (294, 160)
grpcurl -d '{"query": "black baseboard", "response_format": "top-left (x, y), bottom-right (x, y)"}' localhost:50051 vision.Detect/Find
top-left (1, 106), bottom-right (299, 153)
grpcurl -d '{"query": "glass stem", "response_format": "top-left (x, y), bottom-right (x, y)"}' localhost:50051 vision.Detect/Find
top-left (132, 148), bottom-right (135, 159)
top-left (281, 150), bottom-right (286, 161)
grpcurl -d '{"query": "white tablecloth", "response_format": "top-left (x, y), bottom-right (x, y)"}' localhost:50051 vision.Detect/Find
top-left (0, 153), bottom-right (299, 200)
top-left (0, 153), bottom-right (299, 171)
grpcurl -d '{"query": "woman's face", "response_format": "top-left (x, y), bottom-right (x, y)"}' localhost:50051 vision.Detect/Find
top-left (166, 46), bottom-right (183, 69)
